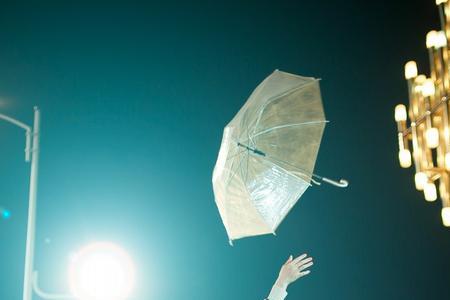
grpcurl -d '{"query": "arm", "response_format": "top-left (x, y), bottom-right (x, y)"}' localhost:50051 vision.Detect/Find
top-left (265, 253), bottom-right (314, 300)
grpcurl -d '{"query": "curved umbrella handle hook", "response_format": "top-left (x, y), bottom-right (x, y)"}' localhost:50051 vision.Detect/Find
top-left (322, 177), bottom-right (349, 188)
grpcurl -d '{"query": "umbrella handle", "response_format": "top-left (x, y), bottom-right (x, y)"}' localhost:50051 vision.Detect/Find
top-left (322, 177), bottom-right (349, 188)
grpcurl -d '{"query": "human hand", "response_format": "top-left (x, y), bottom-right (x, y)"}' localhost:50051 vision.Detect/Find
top-left (275, 253), bottom-right (313, 289)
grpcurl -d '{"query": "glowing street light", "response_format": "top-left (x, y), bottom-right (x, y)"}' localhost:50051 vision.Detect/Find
top-left (68, 242), bottom-right (135, 300)
top-left (33, 242), bottom-right (135, 300)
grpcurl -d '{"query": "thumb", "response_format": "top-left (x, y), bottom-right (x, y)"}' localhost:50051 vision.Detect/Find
top-left (285, 255), bottom-right (293, 264)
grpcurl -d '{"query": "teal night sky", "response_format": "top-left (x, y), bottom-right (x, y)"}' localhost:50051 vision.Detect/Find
top-left (1, 1), bottom-right (449, 299)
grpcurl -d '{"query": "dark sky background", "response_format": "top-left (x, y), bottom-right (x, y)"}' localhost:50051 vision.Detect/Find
top-left (1, 1), bottom-right (449, 299)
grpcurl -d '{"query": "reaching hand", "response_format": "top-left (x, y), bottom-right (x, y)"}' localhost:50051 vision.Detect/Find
top-left (275, 253), bottom-right (313, 289)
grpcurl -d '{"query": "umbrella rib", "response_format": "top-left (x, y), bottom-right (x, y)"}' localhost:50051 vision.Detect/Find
top-left (239, 152), bottom-right (248, 185)
top-left (246, 113), bottom-right (256, 149)
top-left (251, 79), bottom-right (319, 137)
top-left (246, 118), bottom-right (251, 183)
top-left (249, 120), bottom-right (329, 140)
top-left (226, 148), bottom-right (247, 161)
top-left (268, 155), bottom-right (316, 178)
top-left (246, 147), bottom-right (250, 183)
top-left (223, 147), bottom-right (244, 186)
top-left (263, 154), bottom-right (318, 182)
top-left (226, 149), bottom-right (248, 186)
top-left (261, 156), bottom-right (312, 187)
top-left (231, 149), bottom-right (247, 184)
top-left (262, 155), bottom-right (345, 187)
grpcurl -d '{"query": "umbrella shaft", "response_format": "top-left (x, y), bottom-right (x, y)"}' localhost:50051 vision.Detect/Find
top-left (237, 142), bottom-right (266, 157)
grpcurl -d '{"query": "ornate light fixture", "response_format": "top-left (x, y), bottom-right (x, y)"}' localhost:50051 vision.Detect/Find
top-left (395, 0), bottom-right (450, 227)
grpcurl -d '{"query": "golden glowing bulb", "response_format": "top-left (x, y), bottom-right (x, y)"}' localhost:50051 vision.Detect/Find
top-left (415, 172), bottom-right (428, 190)
top-left (394, 104), bottom-right (407, 122)
top-left (435, 31), bottom-right (448, 48)
top-left (398, 149), bottom-right (412, 168)
top-left (415, 75), bottom-right (426, 84)
top-left (414, 75), bottom-right (426, 93)
top-left (426, 30), bottom-right (438, 48)
top-left (422, 78), bottom-right (435, 97)
top-left (426, 127), bottom-right (439, 148)
top-left (436, 0), bottom-right (448, 5)
top-left (424, 181), bottom-right (438, 201)
top-left (442, 207), bottom-right (450, 227)
top-left (446, 153), bottom-right (450, 170)
top-left (404, 61), bottom-right (418, 79)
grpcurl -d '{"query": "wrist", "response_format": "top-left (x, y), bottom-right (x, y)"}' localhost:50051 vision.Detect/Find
top-left (274, 278), bottom-right (288, 291)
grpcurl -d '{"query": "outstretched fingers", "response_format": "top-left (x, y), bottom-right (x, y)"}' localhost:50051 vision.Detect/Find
top-left (292, 253), bottom-right (307, 264)
top-left (299, 261), bottom-right (313, 271)
top-left (294, 256), bottom-right (313, 268)
top-left (298, 270), bottom-right (311, 278)
top-left (294, 255), bottom-right (314, 279)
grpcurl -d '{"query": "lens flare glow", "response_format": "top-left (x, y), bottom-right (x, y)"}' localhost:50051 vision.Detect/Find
top-left (1, 208), bottom-right (11, 220)
top-left (68, 242), bottom-right (135, 300)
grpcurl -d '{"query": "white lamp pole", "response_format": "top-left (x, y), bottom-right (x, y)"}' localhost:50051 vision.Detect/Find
top-left (23, 107), bottom-right (40, 300)
top-left (0, 107), bottom-right (40, 300)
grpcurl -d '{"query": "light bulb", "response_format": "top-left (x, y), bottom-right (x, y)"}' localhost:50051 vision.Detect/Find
top-left (424, 181), bottom-right (437, 201)
top-left (415, 75), bottom-right (426, 84)
top-left (437, 0), bottom-right (448, 5)
top-left (414, 75), bottom-right (426, 93)
top-left (395, 104), bottom-right (407, 122)
top-left (435, 31), bottom-right (448, 48)
top-left (426, 30), bottom-right (438, 48)
top-left (415, 172), bottom-right (428, 190)
top-left (441, 207), bottom-right (450, 227)
top-left (404, 61), bottom-right (418, 79)
top-left (422, 78), bottom-right (435, 97)
top-left (446, 153), bottom-right (450, 170)
top-left (426, 127), bottom-right (439, 148)
top-left (398, 149), bottom-right (412, 168)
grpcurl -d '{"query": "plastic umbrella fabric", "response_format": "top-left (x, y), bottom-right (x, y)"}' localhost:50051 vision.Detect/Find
top-left (212, 70), bottom-right (348, 244)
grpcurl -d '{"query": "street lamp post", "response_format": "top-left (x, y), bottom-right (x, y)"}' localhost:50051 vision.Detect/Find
top-left (23, 107), bottom-right (40, 300)
top-left (1, 107), bottom-right (135, 300)
top-left (0, 107), bottom-right (39, 300)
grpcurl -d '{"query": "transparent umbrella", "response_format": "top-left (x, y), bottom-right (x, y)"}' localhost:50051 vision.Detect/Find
top-left (212, 70), bottom-right (348, 244)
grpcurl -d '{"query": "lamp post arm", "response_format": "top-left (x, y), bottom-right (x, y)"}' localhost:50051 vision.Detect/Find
top-left (0, 112), bottom-right (32, 161)
top-left (0, 113), bottom-right (32, 131)
top-left (33, 271), bottom-right (76, 300)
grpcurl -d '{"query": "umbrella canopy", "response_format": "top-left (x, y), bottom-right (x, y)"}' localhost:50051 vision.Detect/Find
top-left (212, 70), bottom-right (347, 244)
